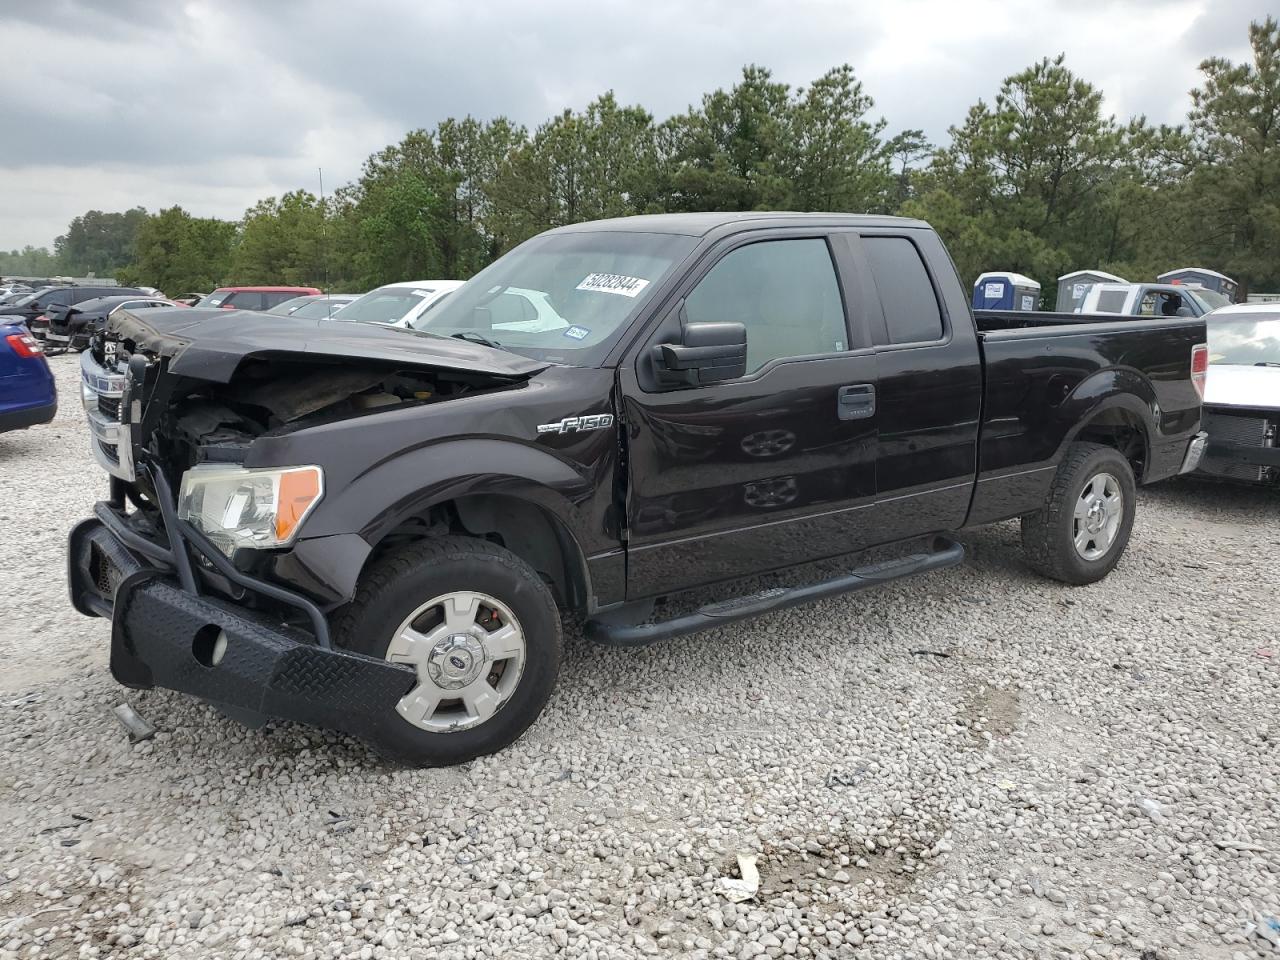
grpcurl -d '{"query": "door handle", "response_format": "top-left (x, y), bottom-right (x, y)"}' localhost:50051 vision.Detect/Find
top-left (837, 383), bottom-right (876, 421)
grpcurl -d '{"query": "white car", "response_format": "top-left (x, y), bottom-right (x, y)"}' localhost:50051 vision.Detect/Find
top-left (331, 280), bottom-right (464, 328)
top-left (1196, 303), bottom-right (1280, 485)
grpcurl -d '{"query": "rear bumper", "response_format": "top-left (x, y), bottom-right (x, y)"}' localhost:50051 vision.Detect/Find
top-left (1178, 432), bottom-right (1209, 474)
top-left (68, 506), bottom-right (415, 746)
top-left (0, 397), bottom-right (56, 432)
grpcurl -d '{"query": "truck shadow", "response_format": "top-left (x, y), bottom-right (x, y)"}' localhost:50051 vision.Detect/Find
top-left (1140, 475), bottom-right (1278, 513)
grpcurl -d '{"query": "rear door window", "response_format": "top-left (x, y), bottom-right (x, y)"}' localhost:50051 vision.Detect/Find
top-left (862, 236), bottom-right (944, 345)
top-left (261, 292), bottom-right (299, 308)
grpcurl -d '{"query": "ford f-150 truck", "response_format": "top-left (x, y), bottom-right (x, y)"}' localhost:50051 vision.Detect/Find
top-left (67, 213), bottom-right (1209, 766)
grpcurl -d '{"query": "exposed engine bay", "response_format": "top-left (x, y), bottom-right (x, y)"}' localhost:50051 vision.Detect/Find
top-left (160, 355), bottom-right (510, 473)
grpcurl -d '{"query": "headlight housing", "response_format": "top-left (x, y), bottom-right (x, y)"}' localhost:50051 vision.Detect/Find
top-left (177, 464), bottom-right (324, 555)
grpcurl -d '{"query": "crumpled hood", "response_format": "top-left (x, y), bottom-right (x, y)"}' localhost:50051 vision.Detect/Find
top-left (1204, 364), bottom-right (1280, 409)
top-left (106, 307), bottom-right (547, 382)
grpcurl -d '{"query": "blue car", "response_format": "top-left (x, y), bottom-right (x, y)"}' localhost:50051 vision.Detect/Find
top-left (0, 320), bottom-right (56, 434)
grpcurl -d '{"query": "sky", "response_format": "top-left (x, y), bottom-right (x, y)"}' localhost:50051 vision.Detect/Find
top-left (0, 0), bottom-right (1272, 250)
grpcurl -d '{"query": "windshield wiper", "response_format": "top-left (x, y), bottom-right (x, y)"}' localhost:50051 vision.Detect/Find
top-left (1254, 361), bottom-right (1280, 367)
top-left (451, 331), bottom-right (502, 349)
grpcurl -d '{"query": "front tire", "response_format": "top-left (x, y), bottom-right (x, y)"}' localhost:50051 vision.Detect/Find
top-left (333, 536), bottom-right (561, 766)
top-left (1021, 442), bottom-right (1136, 585)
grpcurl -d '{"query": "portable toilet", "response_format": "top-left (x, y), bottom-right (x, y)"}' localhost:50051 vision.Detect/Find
top-left (973, 272), bottom-right (1041, 311)
top-left (1056, 270), bottom-right (1127, 312)
top-left (1157, 267), bottom-right (1238, 302)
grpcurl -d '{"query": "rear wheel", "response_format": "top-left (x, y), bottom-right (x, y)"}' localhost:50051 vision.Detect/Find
top-left (1021, 442), bottom-right (1136, 585)
top-left (333, 536), bottom-right (561, 765)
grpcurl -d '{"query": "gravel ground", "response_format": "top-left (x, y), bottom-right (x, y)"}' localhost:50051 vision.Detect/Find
top-left (1, 353), bottom-right (1278, 960)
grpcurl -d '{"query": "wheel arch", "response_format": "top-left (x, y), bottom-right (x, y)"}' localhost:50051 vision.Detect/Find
top-left (1057, 371), bottom-right (1157, 481)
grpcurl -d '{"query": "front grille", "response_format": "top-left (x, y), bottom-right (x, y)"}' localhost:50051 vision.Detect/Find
top-left (98, 394), bottom-right (120, 421)
top-left (1200, 408), bottom-right (1274, 482)
top-left (1202, 409), bottom-right (1269, 445)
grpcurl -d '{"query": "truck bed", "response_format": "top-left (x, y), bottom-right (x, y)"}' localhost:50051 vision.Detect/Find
top-left (967, 314), bottom-right (1206, 526)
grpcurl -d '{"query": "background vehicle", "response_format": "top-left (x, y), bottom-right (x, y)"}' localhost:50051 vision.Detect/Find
top-left (332, 280), bottom-right (463, 327)
top-left (0, 284), bottom-right (144, 339)
top-left (195, 286), bottom-right (322, 311)
top-left (45, 295), bottom-right (182, 354)
top-left (69, 212), bottom-right (1207, 767)
top-left (1076, 282), bottom-right (1228, 318)
top-left (1196, 303), bottom-right (1280, 484)
top-left (266, 294), bottom-right (359, 319)
top-left (171, 292), bottom-right (207, 306)
top-left (0, 321), bottom-right (55, 434)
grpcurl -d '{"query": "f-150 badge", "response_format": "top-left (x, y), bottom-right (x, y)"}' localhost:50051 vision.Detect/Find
top-left (536, 414), bottom-right (614, 435)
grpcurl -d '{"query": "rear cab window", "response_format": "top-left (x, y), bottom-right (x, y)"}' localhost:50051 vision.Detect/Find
top-left (862, 236), bottom-right (944, 345)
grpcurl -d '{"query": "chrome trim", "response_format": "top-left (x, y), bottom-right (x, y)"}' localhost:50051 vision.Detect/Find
top-left (1179, 431), bottom-right (1209, 474)
top-left (79, 350), bottom-right (134, 481)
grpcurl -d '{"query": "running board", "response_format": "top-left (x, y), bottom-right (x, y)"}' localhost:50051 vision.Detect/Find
top-left (585, 537), bottom-right (965, 648)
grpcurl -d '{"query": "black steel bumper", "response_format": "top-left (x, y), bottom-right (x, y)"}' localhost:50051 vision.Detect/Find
top-left (68, 501), bottom-right (416, 747)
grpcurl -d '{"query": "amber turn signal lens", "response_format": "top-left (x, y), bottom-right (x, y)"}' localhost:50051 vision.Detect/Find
top-left (275, 467), bottom-right (323, 541)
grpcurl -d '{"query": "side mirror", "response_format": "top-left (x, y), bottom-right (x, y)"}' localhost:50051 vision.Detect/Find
top-left (654, 320), bottom-right (747, 387)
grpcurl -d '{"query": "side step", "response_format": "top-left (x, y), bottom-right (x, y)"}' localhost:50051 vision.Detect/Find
top-left (585, 537), bottom-right (965, 648)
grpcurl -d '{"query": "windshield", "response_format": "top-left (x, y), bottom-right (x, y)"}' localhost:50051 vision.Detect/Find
top-left (290, 299), bottom-right (350, 319)
top-left (334, 287), bottom-right (427, 324)
top-left (196, 290), bottom-right (231, 308)
top-left (409, 231), bottom-right (696, 364)
top-left (1188, 288), bottom-right (1232, 311)
top-left (1207, 315), bottom-right (1280, 366)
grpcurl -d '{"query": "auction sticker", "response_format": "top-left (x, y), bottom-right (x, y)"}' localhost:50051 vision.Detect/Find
top-left (576, 273), bottom-right (650, 298)
top-left (564, 325), bottom-right (590, 340)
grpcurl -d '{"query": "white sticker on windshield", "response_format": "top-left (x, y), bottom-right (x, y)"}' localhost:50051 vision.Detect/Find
top-left (413, 289), bottom-right (434, 297)
top-left (563, 325), bottom-right (590, 340)
top-left (576, 273), bottom-right (649, 298)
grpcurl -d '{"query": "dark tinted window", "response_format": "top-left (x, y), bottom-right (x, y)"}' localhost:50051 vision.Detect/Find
top-left (1095, 290), bottom-right (1128, 313)
top-left (684, 238), bottom-right (847, 374)
top-left (41, 290), bottom-right (73, 308)
top-left (225, 292), bottom-right (266, 310)
top-left (262, 292), bottom-right (300, 308)
top-left (863, 237), bottom-right (943, 345)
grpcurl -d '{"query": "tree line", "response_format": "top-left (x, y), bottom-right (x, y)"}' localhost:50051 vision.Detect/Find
top-left (7, 17), bottom-right (1279, 302)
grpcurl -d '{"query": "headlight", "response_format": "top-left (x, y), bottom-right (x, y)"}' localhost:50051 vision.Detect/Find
top-left (177, 464), bottom-right (324, 555)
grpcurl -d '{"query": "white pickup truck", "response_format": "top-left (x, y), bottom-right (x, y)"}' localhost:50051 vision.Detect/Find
top-left (1078, 282), bottom-right (1231, 318)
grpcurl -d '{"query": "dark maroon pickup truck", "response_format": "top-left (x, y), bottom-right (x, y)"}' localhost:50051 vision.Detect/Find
top-left (69, 213), bottom-right (1207, 765)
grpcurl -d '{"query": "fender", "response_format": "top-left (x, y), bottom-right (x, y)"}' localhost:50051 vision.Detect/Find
top-left (1053, 366), bottom-right (1158, 472)
top-left (296, 436), bottom-right (604, 553)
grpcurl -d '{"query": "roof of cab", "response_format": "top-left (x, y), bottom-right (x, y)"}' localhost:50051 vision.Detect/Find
top-left (550, 212), bottom-right (932, 237)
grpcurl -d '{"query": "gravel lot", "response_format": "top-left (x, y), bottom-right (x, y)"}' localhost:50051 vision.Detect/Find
top-left (2, 352), bottom-right (1278, 960)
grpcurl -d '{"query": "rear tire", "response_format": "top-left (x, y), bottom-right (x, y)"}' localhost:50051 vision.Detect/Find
top-left (1021, 442), bottom-right (1136, 585)
top-left (333, 536), bottom-right (561, 766)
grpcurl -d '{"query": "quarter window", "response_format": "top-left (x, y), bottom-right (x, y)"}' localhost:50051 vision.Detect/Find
top-left (683, 238), bottom-right (847, 375)
top-left (863, 237), bottom-right (944, 344)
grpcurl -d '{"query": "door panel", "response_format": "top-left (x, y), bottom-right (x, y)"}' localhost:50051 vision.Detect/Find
top-left (619, 232), bottom-right (884, 599)
top-left (857, 231), bottom-right (982, 539)
top-left (620, 354), bottom-right (879, 597)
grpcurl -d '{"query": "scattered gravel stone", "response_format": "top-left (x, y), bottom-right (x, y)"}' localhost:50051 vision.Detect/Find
top-left (0, 355), bottom-right (1277, 959)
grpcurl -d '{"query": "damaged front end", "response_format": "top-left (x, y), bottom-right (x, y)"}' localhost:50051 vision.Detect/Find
top-left (69, 308), bottom-right (544, 744)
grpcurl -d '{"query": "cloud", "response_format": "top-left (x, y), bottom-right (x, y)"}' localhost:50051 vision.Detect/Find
top-left (0, 0), bottom-right (1270, 248)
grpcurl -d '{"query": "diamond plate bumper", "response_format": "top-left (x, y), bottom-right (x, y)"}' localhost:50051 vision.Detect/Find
top-left (68, 516), bottom-right (416, 746)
